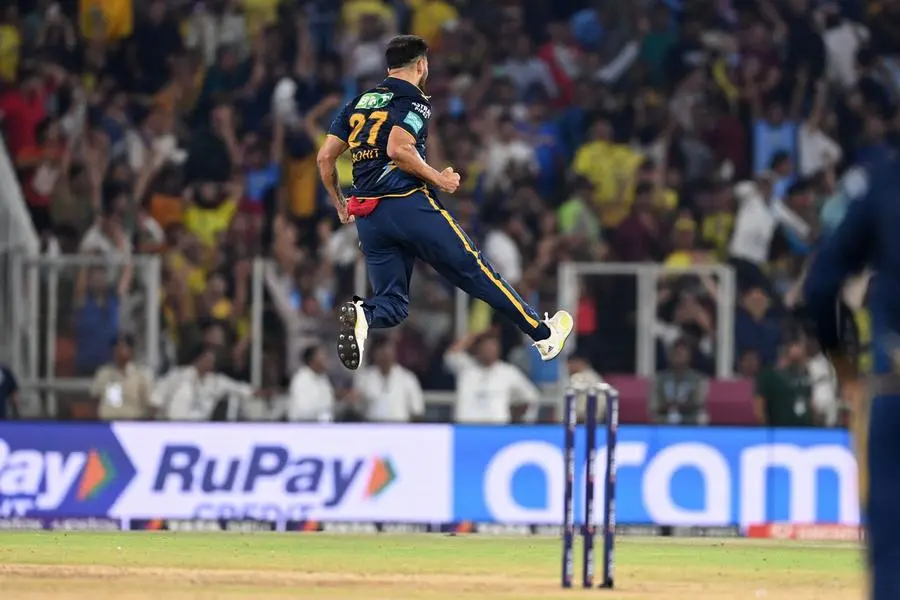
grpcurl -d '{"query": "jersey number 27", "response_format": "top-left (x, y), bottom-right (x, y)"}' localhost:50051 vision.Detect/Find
top-left (348, 111), bottom-right (389, 148)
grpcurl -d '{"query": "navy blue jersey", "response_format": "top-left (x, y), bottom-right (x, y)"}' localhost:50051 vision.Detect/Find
top-left (328, 77), bottom-right (431, 198)
top-left (804, 154), bottom-right (900, 375)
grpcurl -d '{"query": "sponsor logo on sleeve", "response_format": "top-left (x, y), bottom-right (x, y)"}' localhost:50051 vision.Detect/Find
top-left (403, 112), bottom-right (425, 134)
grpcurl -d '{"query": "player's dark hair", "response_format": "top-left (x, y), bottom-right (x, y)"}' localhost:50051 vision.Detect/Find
top-left (385, 35), bottom-right (428, 69)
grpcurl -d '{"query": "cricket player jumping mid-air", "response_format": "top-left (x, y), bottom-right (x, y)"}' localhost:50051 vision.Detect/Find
top-left (316, 34), bottom-right (573, 370)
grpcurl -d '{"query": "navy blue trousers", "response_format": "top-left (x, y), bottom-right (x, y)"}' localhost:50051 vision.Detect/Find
top-left (354, 189), bottom-right (548, 341)
top-left (867, 392), bottom-right (900, 599)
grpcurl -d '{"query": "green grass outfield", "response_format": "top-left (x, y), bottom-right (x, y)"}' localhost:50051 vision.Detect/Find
top-left (0, 533), bottom-right (864, 600)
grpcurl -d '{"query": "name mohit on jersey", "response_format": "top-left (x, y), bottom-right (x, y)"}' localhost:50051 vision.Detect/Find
top-left (352, 148), bottom-right (380, 163)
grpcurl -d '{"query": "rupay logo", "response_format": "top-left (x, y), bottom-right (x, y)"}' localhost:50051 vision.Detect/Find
top-left (0, 433), bottom-right (126, 517)
top-left (152, 444), bottom-right (398, 518)
top-left (365, 457), bottom-right (397, 499)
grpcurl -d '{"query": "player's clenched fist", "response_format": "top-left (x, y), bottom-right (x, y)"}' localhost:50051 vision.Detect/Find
top-left (438, 167), bottom-right (460, 193)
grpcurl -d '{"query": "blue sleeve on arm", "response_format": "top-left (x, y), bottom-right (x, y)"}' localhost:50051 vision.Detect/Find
top-left (391, 97), bottom-right (430, 140)
top-left (327, 104), bottom-right (352, 143)
top-left (803, 172), bottom-right (876, 352)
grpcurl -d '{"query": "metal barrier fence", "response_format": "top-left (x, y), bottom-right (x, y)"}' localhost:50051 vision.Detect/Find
top-left (558, 262), bottom-right (736, 378)
top-left (11, 253), bottom-right (734, 417)
top-left (351, 258), bottom-right (737, 383)
top-left (0, 138), bottom-right (41, 414)
top-left (12, 254), bottom-right (162, 417)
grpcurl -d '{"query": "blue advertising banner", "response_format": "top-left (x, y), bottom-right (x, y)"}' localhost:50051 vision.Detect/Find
top-left (0, 423), bottom-right (859, 527)
top-left (0, 423), bottom-right (134, 517)
top-left (452, 426), bottom-right (858, 528)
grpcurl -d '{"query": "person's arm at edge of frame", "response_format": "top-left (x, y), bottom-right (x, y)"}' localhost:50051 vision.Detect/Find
top-left (802, 168), bottom-right (876, 392)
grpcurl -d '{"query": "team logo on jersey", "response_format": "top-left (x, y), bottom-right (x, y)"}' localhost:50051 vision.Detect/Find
top-left (355, 92), bottom-right (394, 109)
top-left (403, 112), bottom-right (425, 134)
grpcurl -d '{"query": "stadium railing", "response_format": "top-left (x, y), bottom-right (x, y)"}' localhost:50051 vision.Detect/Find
top-left (0, 138), bottom-right (41, 414)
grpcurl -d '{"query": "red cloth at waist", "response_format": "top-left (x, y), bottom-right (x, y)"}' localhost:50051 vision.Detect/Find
top-left (347, 196), bottom-right (381, 218)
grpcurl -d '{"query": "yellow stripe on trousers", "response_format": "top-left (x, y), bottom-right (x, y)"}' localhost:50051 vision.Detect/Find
top-left (424, 192), bottom-right (539, 329)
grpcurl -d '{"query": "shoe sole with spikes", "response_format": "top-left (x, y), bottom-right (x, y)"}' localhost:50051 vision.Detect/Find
top-left (337, 302), bottom-right (362, 370)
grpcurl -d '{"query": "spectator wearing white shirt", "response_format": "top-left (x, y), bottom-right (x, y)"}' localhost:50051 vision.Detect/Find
top-left (501, 35), bottom-right (558, 100)
top-left (728, 177), bottom-right (777, 292)
top-left (484, 211), bottom-right (525, 287)
top-left (798, 80), bottom-right (841, 178)
top-left (822, 12), bottom-right (868, 92)
top-left (288, 345), bottom-right (335, 422)
top-left (484, 115), bottom-right (539, 193)
top-left (808, 340), bottom-right (840, 427)
top-left (184, 0), bottom-right (249, 67)
top-left (445, 332), bottom-right (540, 424)
top-left (567, 354), bottom-right (606, 422)
top-left (91, 334), bottom-right (155, 421)
top-left (341, 13), bottom-right (393, 81)
top-left (125, 108), bottom-right (188, 176)
top-left (150, 348), bottom-right (255, 420)
top-left (79, 184), bottom-right (134, 288)
top-left (355, 337), bottom-right (424, 422)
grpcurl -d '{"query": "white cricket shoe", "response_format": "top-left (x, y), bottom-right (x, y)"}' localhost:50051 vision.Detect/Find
top-left (533, 310), bottom-right (574, 362)
top-left (338, 299), bottom-right (369, 370)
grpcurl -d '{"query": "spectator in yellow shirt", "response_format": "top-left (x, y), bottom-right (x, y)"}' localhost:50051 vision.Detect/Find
top-left (243, 0), bottom-right (279, 36)
top-left (342, 0), bottom-right (396, 36)
top-left (700, 182), bottom-right (735, 261)
top-left (0, 7), bottom-right (21, 83)
top-left (184, 181), bottom-right (240, 249)
top-left (572, 117), bottom-right (644, 228)
top-left (632, 159), bottom-right (680, 214)
top-left (79, 0), bottom-right (133, 42)
top-left (665, 216), bottom-right (706, 268)
top-left (408, 0), bottom-right (458, 46)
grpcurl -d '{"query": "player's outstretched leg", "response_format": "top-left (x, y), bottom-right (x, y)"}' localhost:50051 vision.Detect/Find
top-left (412, 192), bottom-right (574, 360)
top-left (337, 298), bottom-right (369, 370)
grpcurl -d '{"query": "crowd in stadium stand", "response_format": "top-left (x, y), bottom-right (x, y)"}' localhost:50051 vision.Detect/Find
top-left (0, 0), bottom-right (889, 424)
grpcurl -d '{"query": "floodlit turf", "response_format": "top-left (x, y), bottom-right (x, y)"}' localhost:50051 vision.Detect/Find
top-left (0, 533), bottom-right (863, 599)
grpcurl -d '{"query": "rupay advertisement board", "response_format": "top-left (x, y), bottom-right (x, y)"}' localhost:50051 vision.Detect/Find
top-left (0, 423), bottom-right (857, 528)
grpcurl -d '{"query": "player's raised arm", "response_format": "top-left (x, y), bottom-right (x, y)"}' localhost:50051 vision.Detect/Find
top-left (386, 127), bottom-right (459, 193)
